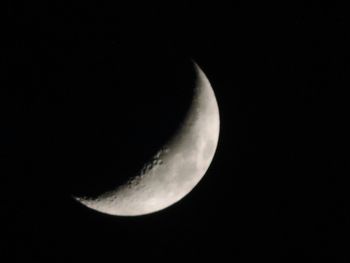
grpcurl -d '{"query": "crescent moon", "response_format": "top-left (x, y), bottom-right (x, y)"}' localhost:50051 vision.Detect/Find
top-left (74, 61), bottom-right (220, 216)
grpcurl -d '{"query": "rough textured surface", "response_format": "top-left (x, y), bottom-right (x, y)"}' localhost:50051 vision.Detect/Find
top-left (74, 62), bottom-right (220, 216)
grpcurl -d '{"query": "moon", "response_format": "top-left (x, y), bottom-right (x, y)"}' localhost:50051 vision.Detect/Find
top-left (73, 61), bottom-right (220, 216)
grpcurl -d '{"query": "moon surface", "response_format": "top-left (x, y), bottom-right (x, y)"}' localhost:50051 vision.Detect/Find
top-left (74, 61), bottom-right (220, 216)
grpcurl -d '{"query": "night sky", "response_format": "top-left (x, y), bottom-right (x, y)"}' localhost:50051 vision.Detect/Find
top-left (1, 1), bottom-right (348, 262)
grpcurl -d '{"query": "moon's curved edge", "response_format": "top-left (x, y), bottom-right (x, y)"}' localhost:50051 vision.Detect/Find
top-left (73, 61), bottom-right (220, 217)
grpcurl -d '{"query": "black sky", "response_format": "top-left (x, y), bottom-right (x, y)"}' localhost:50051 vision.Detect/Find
top-left (1, 1), bottom-right (348, 262)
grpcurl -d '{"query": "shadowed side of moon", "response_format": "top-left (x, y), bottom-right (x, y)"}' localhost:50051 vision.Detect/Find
top-left (72, 61), bottom-right (220, 216)
top-left (46, 55), bottom-right (195, 198)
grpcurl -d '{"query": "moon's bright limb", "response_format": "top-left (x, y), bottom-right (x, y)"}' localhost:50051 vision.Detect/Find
top-left (74, 61), bottom-right (220, 216)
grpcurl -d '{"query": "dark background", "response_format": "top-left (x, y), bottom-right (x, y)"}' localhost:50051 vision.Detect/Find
top-left (1, 1), bottom-right (348, 262)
